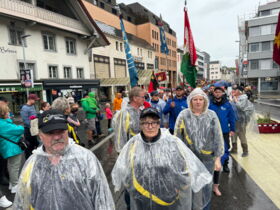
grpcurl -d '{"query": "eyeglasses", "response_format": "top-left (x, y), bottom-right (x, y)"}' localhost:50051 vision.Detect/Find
top-left (141, 121), bottom-right (160, 128)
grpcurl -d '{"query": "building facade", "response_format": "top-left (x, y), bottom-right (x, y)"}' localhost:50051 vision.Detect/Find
top-left (196, 49), bottom-right (210, 80)
top-left (0, 0), bottom-right (108, 113)
top-left (84, 0), bottom-right (178, 87)
top-left (239, 0), bottom-right (280, 94)
top-left (209, 61), bottom-right (222, 81)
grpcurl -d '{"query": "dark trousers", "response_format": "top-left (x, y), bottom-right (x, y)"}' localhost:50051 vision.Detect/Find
top-left (108, 119), bottom-right (112, 129)
top-left (0, 156), bottom-right (8, 184)
top-left (95, 120), bottom-right (102, 135)
top-left (24, 127), bottom-right (39, 159)
top-left (221, 133), bottom-right (230, 165)
top-left (124, 190), bottom-right (130, 210)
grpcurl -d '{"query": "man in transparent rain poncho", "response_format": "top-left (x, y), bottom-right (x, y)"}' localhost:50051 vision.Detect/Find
top-left (112, 107), bottom-right (212, 210)
top-left (13, 109), bottom-right (115, 210)
top-left (174, 88), bottom-right (224, 210)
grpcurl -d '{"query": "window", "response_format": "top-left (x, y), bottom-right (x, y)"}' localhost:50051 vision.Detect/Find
top-left (140, 49), bottom-right (142, 56)
top-left (49, 65), bottom-right (58, 78)
top-left (127, 16), bottom-right (132, 22)
top-left (135, 62), bottom-right (144, 70)
top-left (65, 38), bottom-right (76, 54)
top-left (9, 27), bottom-right (24, 46)
top-left (120, 42), bottom-right (123, 52)
top-left (137, 48), bottom-right (140, 56)
top-left (260, 10), bottom-right (270, 16)
top-left (271, 8), bottom-right (280, 15)
top-left (273, 61), bottom-right (279, 69)
top-left (250, 60), bottom-right (259, 70)
top-left (147, 63), bottom-right (154, 69)
top-left (100, 2), bottom-right (104, 9)
top-left (261, 77), bottom-right (278, 90)
top-left (260, 59), bottom-right (271, 70)
top-left (42, 32), bottom-right (56, 51)
top-left (148, 51), bottom-right (152, 58)
top-left (261, 41), bottom-right (271, 51)
top-left (249, 43), bottom-right (259, 52)
top-left (261, 25), bottom-right (271, 35)
top-left (116, 41), bottom-right (119, 51)
top-left (112, 8), bottom-right (117, 15)
top-left (63, 67), bottom-right (72, 78)
top-left (76, 68), bottom-right (84, 79)
top-left (249, 27), bottom-right (260, 37)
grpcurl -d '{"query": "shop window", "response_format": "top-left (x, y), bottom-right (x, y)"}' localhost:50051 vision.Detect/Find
top-left (135, 62), bottom-right (145, 70)
top-left (65, 38), bottom-right (76, 55)
top-left (112, 8), bottom-right (117, 15)
top-left (9, 26), bottom-right (24, 46)
top-left (76, 68), bottom-right (84, 79)
top-left (261, 77), bottom-right (278, 90)
top-left (49, 66), bottom-right (58, 78)
top-left (42, 32), bottom-right (56, 51)
top-left (127, 16), bottom-right (132, 22)
top-left (63, 66), bottom-right (72, 78)
top-left (100, 2), bottom-right (104, 9)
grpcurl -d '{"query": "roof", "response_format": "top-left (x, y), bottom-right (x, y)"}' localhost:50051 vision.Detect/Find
top-left (100, 70), bottom-right (152, 86)
top-left (96, 20), bottom-right (154, 50)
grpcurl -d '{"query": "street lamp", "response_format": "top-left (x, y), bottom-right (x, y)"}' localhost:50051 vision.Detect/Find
top-left (21, 34), bottom-right (31, 97)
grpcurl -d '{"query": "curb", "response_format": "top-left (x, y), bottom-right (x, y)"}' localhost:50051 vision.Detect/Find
top-left (255, 101), bottom-right (280, 108)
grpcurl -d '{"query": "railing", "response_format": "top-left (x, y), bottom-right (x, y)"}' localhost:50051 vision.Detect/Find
top-left (0, 0), bottom-right (89, 34)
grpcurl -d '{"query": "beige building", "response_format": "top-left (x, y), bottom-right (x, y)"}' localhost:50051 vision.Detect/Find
top-left (209, 61), bottom-right (222, 81)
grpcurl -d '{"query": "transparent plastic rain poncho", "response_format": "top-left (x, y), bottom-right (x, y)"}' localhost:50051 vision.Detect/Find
top-left (112, 104), bottom-right (141, 153)
top-left (13, 140), bottom-right (115, 210)
top-left (174, 88), bottom-right (224, 208)
top-left (231, 94), bottom-right (258, 133)
top-left (111, 128), bottom-right (212, 210)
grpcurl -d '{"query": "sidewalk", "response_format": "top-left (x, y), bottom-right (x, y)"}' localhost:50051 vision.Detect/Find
top-left (231, 131), bottom-right (280, 209)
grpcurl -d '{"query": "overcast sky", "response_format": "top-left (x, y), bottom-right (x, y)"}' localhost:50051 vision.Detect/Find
top-left (119, 0), bottom-right (269, 67)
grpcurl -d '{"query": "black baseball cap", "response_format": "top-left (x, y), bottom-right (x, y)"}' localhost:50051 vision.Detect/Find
top-left (38, 109), bottom-right (68, 133)
top-left (150, 91), bottom-right (159, 97)
top-left (140, 108), bottom-right (160, 119)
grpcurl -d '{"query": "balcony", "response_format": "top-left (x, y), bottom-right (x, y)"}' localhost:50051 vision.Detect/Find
top-left (0, 0), bottom-right (90, 35)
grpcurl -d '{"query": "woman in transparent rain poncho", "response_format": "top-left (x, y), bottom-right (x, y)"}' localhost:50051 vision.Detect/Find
top-left (112, 107), bottom-right (212, 210)
top-left (174, 88), bottom-right (224, 210)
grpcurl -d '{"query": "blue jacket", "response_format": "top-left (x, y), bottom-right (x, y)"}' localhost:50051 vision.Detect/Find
top-left (163, 96), bottom-right (188, 130)
top-left (149, 98), bottom-right (168, 127)
top-left (20, 104), bottom-right (37, 128)
top-left (209, 98), bottom-right (235, 134)
top-left (0, 118), bottom-right (24, 159)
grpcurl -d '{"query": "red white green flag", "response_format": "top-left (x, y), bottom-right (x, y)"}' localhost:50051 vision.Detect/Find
top-left (180, 7), bottom-right (197, 88)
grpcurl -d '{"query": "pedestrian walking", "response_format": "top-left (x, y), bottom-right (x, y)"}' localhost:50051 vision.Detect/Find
top-left (148, 90), bottom-right (168, 128)
top-left (209, 86), bottom-right (236, 196)
top-left (0, 102), bottom-right (24, 194)
top-left (112, 108), bottom-right (212, 210)
top-left (230, 86), bottom-right (254, 157)
top-left (105, 103), bottom-right (113, 130)
top-left (163, 86), bottom-right (188, 134)
top-left (20, 94), bottom-right (40, 159)
top-left (52, 97), bottom-right (80, 145)
top-left (174, 88), bottom-right (224, 210)
top-left (113, 93), bottom-right (123, 112)
top-left (13, 109), bottom-right (115, 210)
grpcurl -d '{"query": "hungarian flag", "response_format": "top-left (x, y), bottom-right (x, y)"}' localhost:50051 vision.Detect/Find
top-left (273, 12), bottom-right (280, 66)
top-left (148, 71), bottom-right (159, 93)
top-left (180, 7), bottom-right (197, 88)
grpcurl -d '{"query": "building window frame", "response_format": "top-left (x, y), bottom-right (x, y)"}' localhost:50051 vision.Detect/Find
top-left (42, 31), bottom-right (56, 51)
top-left (65, 37), bottom-right (76, 55)
top-left (76, 67), bottom-right (84, 79)
top-left (8, 25), bottom-right (25, 46)
top-left (48, 65), bottom-right (58, 78)
top-left (116, 41), bottom-right (119, 51)
top-left (63, 66), bottom-right (72, 79)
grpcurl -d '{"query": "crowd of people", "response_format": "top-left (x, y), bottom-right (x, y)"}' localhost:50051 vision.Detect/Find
top-left (0, 83), bottom-right (255, 209)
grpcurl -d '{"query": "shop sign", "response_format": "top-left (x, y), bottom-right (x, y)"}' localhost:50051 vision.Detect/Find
top-left (0, 46), bottom-right (17, 54)
top-left (0, 85), bottom-right (43, 93)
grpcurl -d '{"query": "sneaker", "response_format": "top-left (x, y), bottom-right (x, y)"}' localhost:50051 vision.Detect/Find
top-left (0, 196), bottom-right (13, 208)
top-left (11, 184), bottom-right (18, 194)
top-left (242, 152), bottom-right (248, 157)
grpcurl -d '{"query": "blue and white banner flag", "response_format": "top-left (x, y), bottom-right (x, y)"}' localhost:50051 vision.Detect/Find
top-left (120, 17), bottom-right (138, 87)
top-left (158, 18), bottom-right (169, 55)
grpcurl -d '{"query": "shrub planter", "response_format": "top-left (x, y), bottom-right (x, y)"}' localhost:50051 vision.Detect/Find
top-left (258, 121), bottom-right (280, 133)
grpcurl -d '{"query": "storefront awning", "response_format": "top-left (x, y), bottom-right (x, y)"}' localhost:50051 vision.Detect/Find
top-left (42, 79), bottom-right (100, 89)
top-left (100, 70), bottom-right (152, 87)
top-left (0, 84), bottom-right (43, 93)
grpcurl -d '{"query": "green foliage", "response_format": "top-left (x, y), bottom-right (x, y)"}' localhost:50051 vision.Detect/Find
top-left (257, 113), bottom-right (273, 124)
